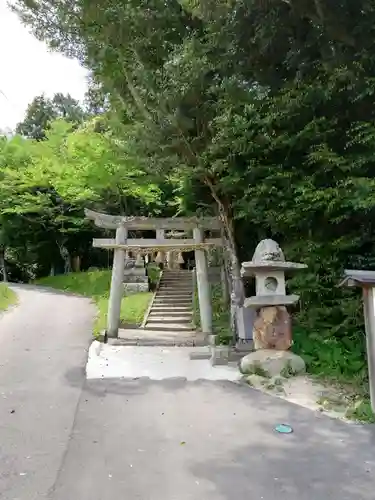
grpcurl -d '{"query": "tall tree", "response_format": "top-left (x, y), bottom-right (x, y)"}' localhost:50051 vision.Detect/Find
top-left (16, 93), bottom-right (85, 140)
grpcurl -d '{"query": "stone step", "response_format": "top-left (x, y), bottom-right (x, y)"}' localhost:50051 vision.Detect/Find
top-left (157, 292), bottom-right (192, 298)
top-left (149, 309), bottom-right (191, 316)
top-left (147, 311), bottom-right (193, 323)
top-left (155, 293), bottom-right (191, 297)
top-left (153, 301), bottom-right (191, 307)
top-left (159, 281), bottom-right (192, 285)
top-left (162, 270), bottom-right (191, 274)
top-left (153, 297), bottom-right (191, 302)
top-left (159, 288), bottom-right (192, 292)
top-left (161, 275), bottom-right (191, 278)
top-left (144, 322), bottom-right (194, 331)
top-left (159, 281), bottom-right (192, 286)
top-left (156, 290), bottom-right (193, 299)
top-left (154, 301), bottom-right (191, 306)
top-left (150, 305), bottom-right (192, 311)
top-left (147, 315), bottom-right (192, 323)
top-left (150, 306), bottom-right (192, 313)
top-left (152, 298), bottom-right (192, 311)
top-left (159, 283), bottom-right (193, 291)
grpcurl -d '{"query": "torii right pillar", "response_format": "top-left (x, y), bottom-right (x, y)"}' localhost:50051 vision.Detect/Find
top-left (193, 228), bottom-right (213, 337)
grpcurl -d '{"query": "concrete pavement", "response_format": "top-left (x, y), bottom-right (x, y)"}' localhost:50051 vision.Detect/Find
top-left (51, 379), bottom-right (375, 500)
top-left (0, 285), bottom-right (375, 499)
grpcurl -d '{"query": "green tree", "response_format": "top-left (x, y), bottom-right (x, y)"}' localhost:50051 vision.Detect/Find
top-left (0, 118), bottom-right (164, 278)
top-left (16, 93), bottom-right (85, 140)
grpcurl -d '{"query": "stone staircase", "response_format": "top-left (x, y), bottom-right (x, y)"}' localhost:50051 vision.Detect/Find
top-left (144, 269), bottom-right (196, 334)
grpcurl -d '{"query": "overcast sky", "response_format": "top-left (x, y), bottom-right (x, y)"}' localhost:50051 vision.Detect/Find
top-left (0, 1), bottom-right (88, 131)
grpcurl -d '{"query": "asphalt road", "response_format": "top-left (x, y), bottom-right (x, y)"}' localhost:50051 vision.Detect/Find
top-left (1, 285), bottom-right (375, 500)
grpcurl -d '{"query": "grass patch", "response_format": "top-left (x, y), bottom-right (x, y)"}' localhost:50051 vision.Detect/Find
top-left (36, 270), bottom-right (152, 335)
top-left (193, 283), bottom-right (232, 344)
top-left (0, 283), bottom-right (17, 312)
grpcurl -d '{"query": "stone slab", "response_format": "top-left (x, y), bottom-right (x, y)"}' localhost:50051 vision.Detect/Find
top-left (87, 342), bottom-right (240, 380)
top-left (189, 347), bottom-right (212, 360)
top-left (116, 328), bottom-right (206, 346)
top-left (145, 322), bottom-right (194, 331)
top-left (241, 261), bottom-right (307, 274)
top-left (244, 294), bottom-right (299, 307)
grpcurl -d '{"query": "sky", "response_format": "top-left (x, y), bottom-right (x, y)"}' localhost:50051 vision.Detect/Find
top-left (0, 1), bottom-right (88, 131)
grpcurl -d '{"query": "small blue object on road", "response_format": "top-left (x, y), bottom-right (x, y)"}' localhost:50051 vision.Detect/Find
top-left (275, 424), bottom-right (293, 434)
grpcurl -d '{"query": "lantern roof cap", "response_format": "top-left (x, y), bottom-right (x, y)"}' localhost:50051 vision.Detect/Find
top-left (241, 239), bottom-right (307, 276)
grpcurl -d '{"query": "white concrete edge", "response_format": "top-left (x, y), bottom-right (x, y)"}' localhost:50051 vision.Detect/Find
top-left (86, 340), bottom-right (104, 378)
top-left (85, 342), bottom-right (242, 382)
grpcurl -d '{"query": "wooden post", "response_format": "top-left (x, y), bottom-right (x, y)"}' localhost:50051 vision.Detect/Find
top-left (193, 227), bottom-right (213, 336)
top-left (107, 225), bottom-right (127, 338)
top-left (363, 287), bottom-right (375, 413)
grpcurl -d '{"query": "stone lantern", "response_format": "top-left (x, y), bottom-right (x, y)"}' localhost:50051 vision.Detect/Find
top-left (241, 239), bottom-right (307, 351)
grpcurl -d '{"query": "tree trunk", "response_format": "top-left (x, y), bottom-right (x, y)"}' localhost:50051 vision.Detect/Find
top-left (57, 241), bottom-right (72, 274)
top-left (72, 255), bottom-right (81, 272)
top-left (204, 177), bottom-right (245, 343)
top-left (0, 248), bottom-right (8, 282)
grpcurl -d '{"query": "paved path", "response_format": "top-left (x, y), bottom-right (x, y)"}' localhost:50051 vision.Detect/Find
top-left (1, 285), bottom-right (375, 500)
top-left (0, 285), bottom-right (95, 500)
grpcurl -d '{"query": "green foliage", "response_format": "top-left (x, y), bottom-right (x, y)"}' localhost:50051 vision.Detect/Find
top-left (36, 270), bottom-right (152, 333)
top-left (0, 284), bottom-right (17, 312)
top-left (292, 325), bottom-right (368, 383)
top-left (16, 93), bottom-right (85, 140)
top-left (346, 400), bottom-right (375, 424)
top-left (147, 264), bottom-right (161, 288)
top-left (0, 117), bottom-right (164, 279)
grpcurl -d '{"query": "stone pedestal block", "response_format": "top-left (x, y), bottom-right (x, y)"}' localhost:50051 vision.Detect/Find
top-left (123, 282), bottom-right (149, 295)
top-left (253, 305), bottom-right (292, 350)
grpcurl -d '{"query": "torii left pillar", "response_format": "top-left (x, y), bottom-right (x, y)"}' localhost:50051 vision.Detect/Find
top-left (193, 227), bottom-right (213, 337)
top-left (107, 225), bottom-right (127, 338)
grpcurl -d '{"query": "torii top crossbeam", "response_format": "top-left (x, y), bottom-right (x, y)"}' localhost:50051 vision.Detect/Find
top-left (85, 209), bottom-right (221, 231)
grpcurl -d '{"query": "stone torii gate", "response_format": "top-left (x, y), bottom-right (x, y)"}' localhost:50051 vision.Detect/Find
top-left (85, 209), bottom-right (223, 338)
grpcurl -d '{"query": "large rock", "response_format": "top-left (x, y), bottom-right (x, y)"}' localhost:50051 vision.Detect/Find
top-left (240, 349), bottom-right (305, 378)
top-left (253, 306), bottom-right (292, 350)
